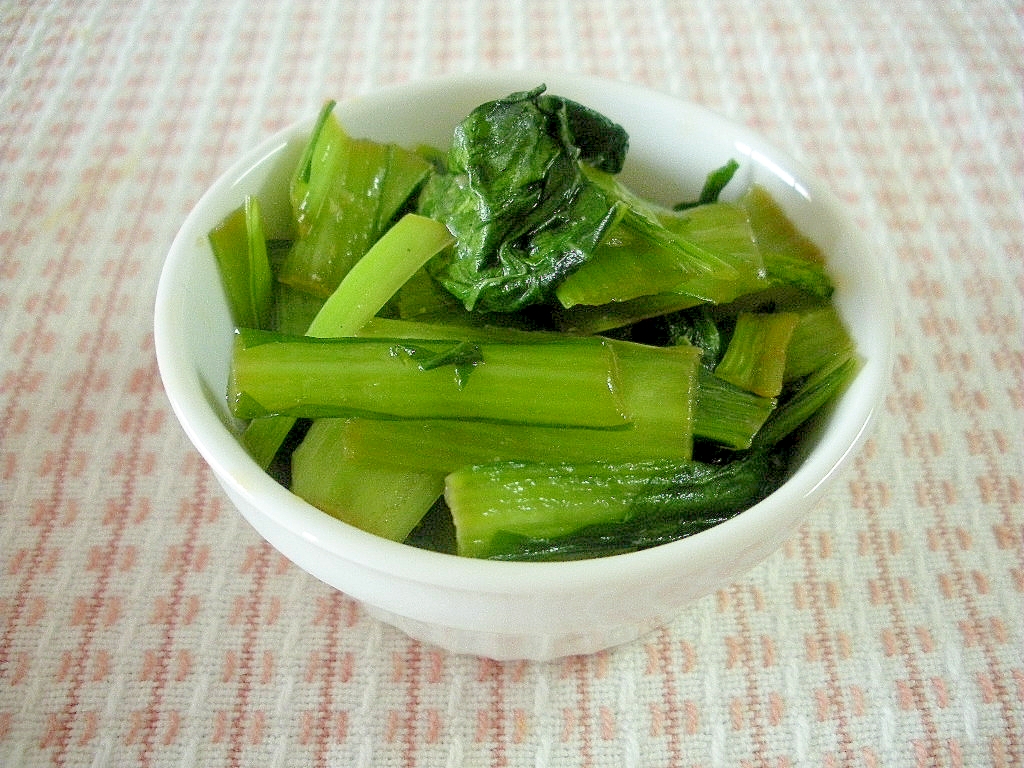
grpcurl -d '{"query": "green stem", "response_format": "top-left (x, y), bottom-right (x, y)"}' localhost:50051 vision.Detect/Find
top-left (241, 215), bottom-right (453, 469)
top-left (317, 338), bottom-right (699, 471)
top-left (693, 368), bottom-right (776, 450)
top-left (207, 195), bottom-right (273, 330)
top-left (290, 418), bottom-right (444, 541)
top-left (714, 311), bottom-right (799, 398)
top-left (229, 330), bottom-right (629, 426)
top-left (446, 452), bottom-right (784, 560)
top-left (306, 214), bottom-right (454, 337)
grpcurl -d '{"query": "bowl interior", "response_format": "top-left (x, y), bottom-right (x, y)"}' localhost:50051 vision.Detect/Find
top-left (155, 72), bottom-right (892, 598)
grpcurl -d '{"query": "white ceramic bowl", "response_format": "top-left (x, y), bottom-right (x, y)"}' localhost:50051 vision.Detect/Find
top-left (154, 72), bottom-right (892, 660)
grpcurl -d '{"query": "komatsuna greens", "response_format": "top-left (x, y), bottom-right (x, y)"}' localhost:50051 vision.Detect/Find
top-left (210, 87), bottom-right (861, 560)
top-left (416, 85), bottom-right (630, 312)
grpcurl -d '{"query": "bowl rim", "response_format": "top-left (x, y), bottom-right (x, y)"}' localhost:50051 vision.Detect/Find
top-left (154, 70), bottom-right (894, 595)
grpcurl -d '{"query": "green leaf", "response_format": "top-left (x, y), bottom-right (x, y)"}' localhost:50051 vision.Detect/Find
top-left (420, 86), bottom-right (629, 312)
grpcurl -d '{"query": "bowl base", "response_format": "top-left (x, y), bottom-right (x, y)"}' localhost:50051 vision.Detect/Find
top-left (365, 604), bottom-right (662, 661)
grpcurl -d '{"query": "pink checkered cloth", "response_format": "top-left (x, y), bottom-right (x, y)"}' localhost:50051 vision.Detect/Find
top-left (1, 1), bottom-right (1021, 765)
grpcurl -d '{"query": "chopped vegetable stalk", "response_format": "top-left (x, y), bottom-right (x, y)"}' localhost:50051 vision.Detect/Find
top-left (208, 196), bottom-right (273, 330)
top-left (281, 103), bottom-right (433, 297)
top-left (555, 178), bottom-right (766, 308)
top-left (693, 368), bottom-right (776, 450)
top-left (784, 306), bottom-right (856, 381)
top-left (656, 202), bottom-right (769, 304)
top-left (315, 340), bottom-right (699, 471)
top-left (739, 184), bottom-right (826, 266)
top-left (306, 214), bottom-right (454, 337)
top-left (714, 312), bottom-right (799, 398)
top-left (754, 352), bottom-right (861, 449)
top-left (239, 215), bottom-right (453, 469)
top-left (674, 158), bottom-right (741, 210)
top-left (352, 318), bottom-right (698, 457)
top-left (290, 100), bottom-right (341, 232)
top-left (290, 418), bottom-right (444, 541)
top-left (762, 250), bottom-right (835, 299)
top-left (229, 330), bottom-right (629, 426)
top-left (556, 290), bottom-right (705, 334)
top-left (446, 452), bottom-right (785, 560)
top-left (242, 414), bottom-right (300, 470)
top-left (553, 202), bottom-right (769, 332)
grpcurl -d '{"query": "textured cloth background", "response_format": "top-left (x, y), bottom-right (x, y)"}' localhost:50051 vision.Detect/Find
top-left (1, 1), bottom-right (1022, 766)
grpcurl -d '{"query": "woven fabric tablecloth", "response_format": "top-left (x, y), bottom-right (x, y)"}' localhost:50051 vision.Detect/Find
top-left (2, 1), bottom-right (1022, 766)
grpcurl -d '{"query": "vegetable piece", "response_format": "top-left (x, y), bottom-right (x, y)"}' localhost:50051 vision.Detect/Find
top-left (290, 100), bottom-right (341, 231)
top-left (242, 414), bottom-right (301, 470)
top-left (554, 201), bottom-right (771, 334)
top-left (692, 368), bottom-right (776, 450)
top-left (353, 318), bottom-right (698, 458)
top-left (305, 214), bottom-right (454, 337)
top-left (656, 202), bottom-right (769, 304)
top-left (784, 305), bottom-right (856, 381)
top-left (239, 214), bottom-right (454, 469)
top-left (762, 250), bottom-right (835, 300)
top-left (208, 196), bottom-right (273, 330)
top-left (673, 158), bottom-right (741, 210)
top-left (556, 290), bottom-right (705, 334)
top-left (739, 184), bottom-right (826, 268)
top-left (419, 85), bottom-right (630, 312)
top-left (228, 330), bottom-right (629, 426)
top-left (207, 199), bottom-right (292, 470)
top-left (754, 352), bottom-right (861, 449)
top-left (446, 451), bottom-right (786, 560)
top-left (312, 338), bottom-right (700, 471)
top-left (713, 311), bottom-right (799, 398)
top-left (280, 102), bottom-right (433, 297)
top-left (291, 418), bottom-right (444, 541)
top-left (555, 199), bottom-right (767, 308)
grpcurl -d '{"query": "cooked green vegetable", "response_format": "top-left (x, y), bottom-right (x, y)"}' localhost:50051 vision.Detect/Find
top-left (555, 198), bottom-right (767, 308)
top-left (447, 450), bottom-right (787, 560)
top-left (674, 157), bottom-right (741, 211)
top-left (208, 195), bottom-right (273, 330)
top-left (210, 87), bottom-right (861, 560)
top-left (229, 330), bottom-right (630, 426)
top-left (308, 334), bottom-right (700, 472)
top-left (783, 305), bottom-right (856, 381)
top-left (281, 101), bottom-right (433, 297)
top-left (713, 311), bottom-right (799, 398)
top-left (418, 85), bottom-right (629, 313)
top-left (240, 213), bottom-right (453, 469)
top-left (692, 368), bottom-right (776, 450)
top-left (306, 213), bottom-right (454, 337)
top-left (291, 418), bottom-right (445, 541)
top-left (754, 352), bottom-right (861, 449)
